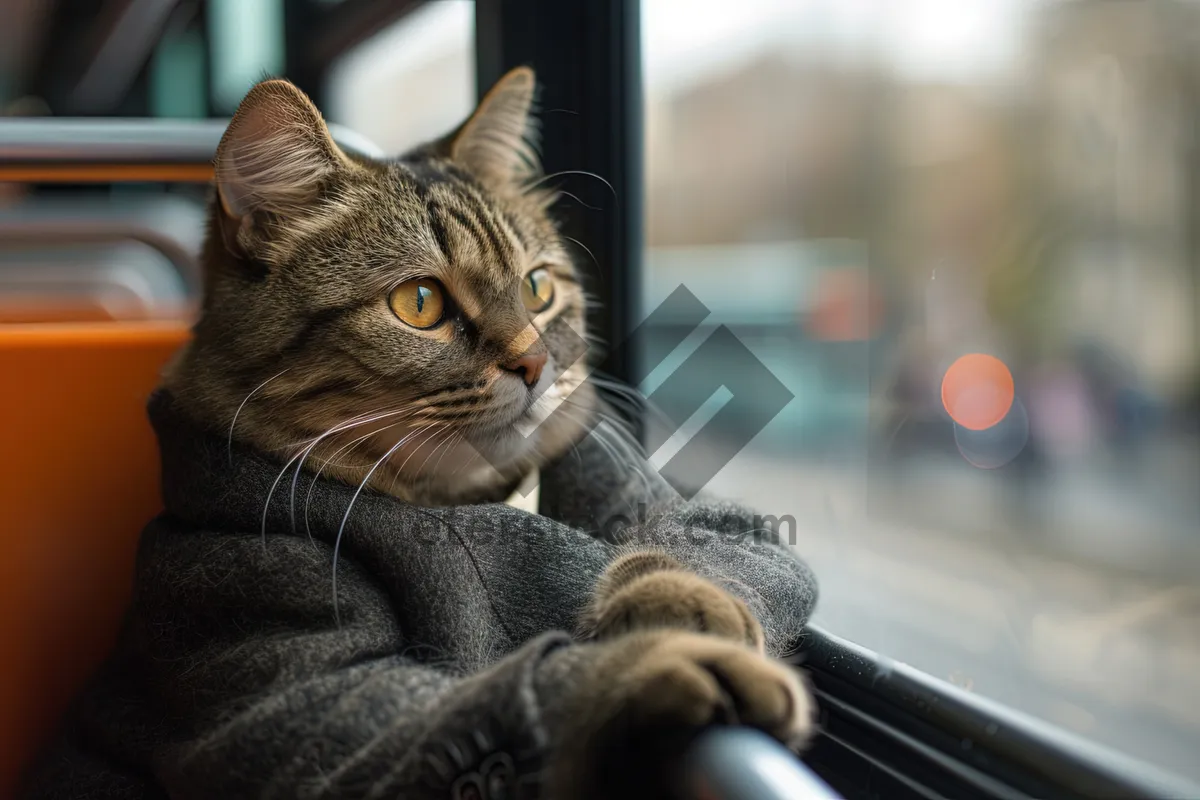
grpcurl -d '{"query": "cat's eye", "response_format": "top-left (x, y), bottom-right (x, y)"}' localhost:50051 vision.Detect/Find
top-left (521, 267), bottom-right (555, 313)
top-left (389, 278), bottom-right (445, 329)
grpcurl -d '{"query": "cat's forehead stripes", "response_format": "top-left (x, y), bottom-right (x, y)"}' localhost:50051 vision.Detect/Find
top-left (396, 158), bottom-right (527, 279)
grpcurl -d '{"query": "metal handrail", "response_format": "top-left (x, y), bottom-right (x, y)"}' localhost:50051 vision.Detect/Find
top-left (0, 194), bottom-right (208, 298)
top-left (0, 118), bottom-right (384, 181)
top-left (676, 728), bottom-right (842, 800)
top-left (0, 222), bottom-right (202, 296)
top-left (0, 119), bottom-right (385, 294)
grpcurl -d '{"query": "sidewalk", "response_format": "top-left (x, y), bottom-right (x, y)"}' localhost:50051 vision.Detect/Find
top-left (710, 446), bottom-right (1200, 579)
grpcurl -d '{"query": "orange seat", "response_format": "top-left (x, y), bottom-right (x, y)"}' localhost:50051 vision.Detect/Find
top-left (0, 115), bottom-right (378, 796)
top-left (0, 320), bottom-right (190, 796)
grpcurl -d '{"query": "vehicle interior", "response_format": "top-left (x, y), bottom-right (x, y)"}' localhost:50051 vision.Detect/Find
top-left (2, 1), bottom-right (1199, 798)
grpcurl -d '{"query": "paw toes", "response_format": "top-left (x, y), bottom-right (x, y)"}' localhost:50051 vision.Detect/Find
top-left (633, 659), bottom-right (721, 728)
top-left (705, 653), bottom-right (807, 737)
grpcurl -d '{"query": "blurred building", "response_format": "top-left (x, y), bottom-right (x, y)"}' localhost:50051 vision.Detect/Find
top-left (643, 0), bottom-right (1200, 409)
top-left (1026, 0), bottom-right (1200, 401)
top-left (646, 53), bottom-right (872, 245)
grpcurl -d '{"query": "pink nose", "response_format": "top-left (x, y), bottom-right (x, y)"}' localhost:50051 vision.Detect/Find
top-left (502, 351), bottom-right (548, 387)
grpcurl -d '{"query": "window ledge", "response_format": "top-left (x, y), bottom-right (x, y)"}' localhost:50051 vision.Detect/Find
top-left (792, 626), bottom-right (1200, 800)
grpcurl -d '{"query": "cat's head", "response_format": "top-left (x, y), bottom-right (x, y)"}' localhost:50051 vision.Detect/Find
top-left (166, 68), bottom-right (596, 505)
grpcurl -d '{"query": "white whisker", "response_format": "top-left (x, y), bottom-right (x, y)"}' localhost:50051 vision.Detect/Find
top-left (301, 415), bottom-right (415, 543)
top-left (588, 374), bottom-right (675, 430)
top-left (595, 420), bottom-right (654, 502)
top-left (562, 235), bottom-right (601, 278)
top-left (261, 408), bottom-right (406, 547)
top-left (382, 423), bottom-right (442, 494)
top-left (523, 169), bottom-right (616, 201)
top-left (288, 406), bottom-right (415, 535)
top-left (228, 368), bottom-right (290, 466)
top-left (332, 425), bottom-right (443, 625)
top-left (553, 190), bottom-right (602, 212)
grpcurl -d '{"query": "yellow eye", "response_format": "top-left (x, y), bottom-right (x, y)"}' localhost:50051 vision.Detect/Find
top-left (388, 278), bottom-right (445, 329)
top-left (521, 267), bottom-right (555, 313)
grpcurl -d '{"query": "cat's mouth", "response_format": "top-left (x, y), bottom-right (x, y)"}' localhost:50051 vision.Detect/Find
top-left (363, 363), bottom-right (591, 494)
top-left (488, 355), bottom-right (559, 418)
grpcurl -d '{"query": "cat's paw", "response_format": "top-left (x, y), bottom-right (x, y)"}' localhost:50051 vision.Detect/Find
top-left (579, 550), bottom-right (764, 651)
top-left (551, 631), bottom-right (814, 799)
top-left (618, 631), bottom-right (809, 740)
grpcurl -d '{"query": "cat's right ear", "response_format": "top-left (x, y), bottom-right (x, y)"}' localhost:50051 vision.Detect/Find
top-left (215, 79), bottom-right (352, 229)
top-left (447, 66), bottom-right (540, 189)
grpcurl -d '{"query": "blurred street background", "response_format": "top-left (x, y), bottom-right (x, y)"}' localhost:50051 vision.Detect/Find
top-left (635, 0), bottom-right (1200, 779)
top-left (3, 0), bottom-right (1198, 783)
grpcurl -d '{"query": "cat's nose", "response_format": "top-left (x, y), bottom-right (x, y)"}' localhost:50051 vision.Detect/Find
top-left (502, 351), bottom-right (548, 387)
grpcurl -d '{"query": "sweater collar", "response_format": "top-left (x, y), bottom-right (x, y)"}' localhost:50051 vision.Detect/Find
top-left (147, 389), bottom-right (672, 533)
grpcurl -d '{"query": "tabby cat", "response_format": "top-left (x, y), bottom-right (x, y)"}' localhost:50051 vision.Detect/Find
top-left (159, 67), bottom-right (812, 796)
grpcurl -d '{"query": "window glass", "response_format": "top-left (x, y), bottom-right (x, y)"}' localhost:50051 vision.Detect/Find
top-left (207, 0), bottom-right (285, 114)
top-left (642, 0), bottom-right (1200, 779)
top-left (324, 1), bottom-right (475, 154)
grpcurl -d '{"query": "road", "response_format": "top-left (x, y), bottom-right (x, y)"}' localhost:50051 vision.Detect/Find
top-left (703, 450), bottom-right (1200, 783)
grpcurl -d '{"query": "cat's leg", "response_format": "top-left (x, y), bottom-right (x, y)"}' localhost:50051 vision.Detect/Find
top-left (578, 550), bottom-right (765, 651)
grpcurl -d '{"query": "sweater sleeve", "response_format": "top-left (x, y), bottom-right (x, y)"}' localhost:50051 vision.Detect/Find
top-left (538, 420), bottom-right (819, 657)
top-left (611, 499), bottom-right (818, 657)
top-left (125, 519), bottom-right (584, 800)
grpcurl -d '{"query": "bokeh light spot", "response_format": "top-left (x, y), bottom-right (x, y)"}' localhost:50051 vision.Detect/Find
top-left (955, 396), bottom-right (1030, 469)
top-left (941, 353), bottom-right (1015, 431)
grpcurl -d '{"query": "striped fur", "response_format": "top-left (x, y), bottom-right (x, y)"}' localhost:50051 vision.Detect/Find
top-left (164, 68), bottom-right (596, 505)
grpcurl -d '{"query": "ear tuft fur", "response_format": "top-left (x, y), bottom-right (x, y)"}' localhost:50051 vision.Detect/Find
top-left (216, 79), bottom-right (351, 220)
top-left (450, 66), bottom-right (541, 188)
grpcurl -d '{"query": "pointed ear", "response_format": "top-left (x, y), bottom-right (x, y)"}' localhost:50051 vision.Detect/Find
top-left (449, 66), bottom-right (540, 188)
top-left (215, 79), bottom-right (352, 221)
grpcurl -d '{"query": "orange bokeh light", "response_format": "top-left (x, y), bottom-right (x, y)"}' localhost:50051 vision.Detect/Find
top-left (941, 353), bottom-right (1015, 431)
top-left (805, 268), bottom-right (884, 342)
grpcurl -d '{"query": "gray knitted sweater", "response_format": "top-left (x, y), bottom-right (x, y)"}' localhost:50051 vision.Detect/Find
top-left (21, 390), bottom-right (817, 799)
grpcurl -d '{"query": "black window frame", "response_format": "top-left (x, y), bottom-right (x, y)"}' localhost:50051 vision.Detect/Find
top-left (475, 0), bottom-right (644, 389)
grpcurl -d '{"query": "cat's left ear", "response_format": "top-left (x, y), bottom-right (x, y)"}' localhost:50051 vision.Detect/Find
top-left (449, 66), bottom-right (540, 188)
top-left (215, 79), bottom-right (355, 223)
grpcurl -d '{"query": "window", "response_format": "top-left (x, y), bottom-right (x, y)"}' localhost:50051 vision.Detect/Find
top-left (324, 0), bottom-right (475, 155)
top-left (207, 0), bottom-right (286, 115)
top-left (642, 0), bottom-right (1200, 781)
